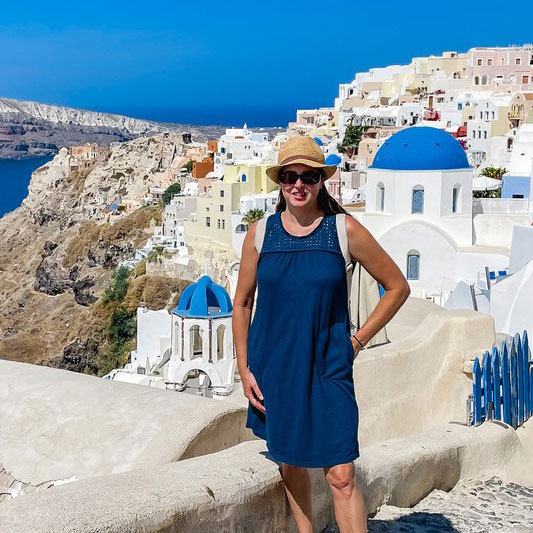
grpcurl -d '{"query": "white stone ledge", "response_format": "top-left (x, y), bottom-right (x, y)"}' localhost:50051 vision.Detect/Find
top-left (0, 422), bottom-right (522, 533)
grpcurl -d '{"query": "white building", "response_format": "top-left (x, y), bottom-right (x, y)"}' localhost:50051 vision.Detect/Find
top-left (467, 95), bottom-right (513, 155)
top-left (216, 124), bottom-right (270, 169)
top-left (168, 275), bottom-right (235, 398)
top-left (360, 126), bottom-right (508, 299)
top-left (106, 276), bottom-right (236, 399)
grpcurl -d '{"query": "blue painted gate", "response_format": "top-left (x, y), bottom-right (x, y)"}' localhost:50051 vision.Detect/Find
top-left (470, 330), bottom-right (532, 429)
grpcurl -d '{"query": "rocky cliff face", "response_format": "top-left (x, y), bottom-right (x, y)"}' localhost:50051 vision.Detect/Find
top-left (0, 132), bottom-right (188, 370)
top-left (0, 97), bottom-right (225, 158)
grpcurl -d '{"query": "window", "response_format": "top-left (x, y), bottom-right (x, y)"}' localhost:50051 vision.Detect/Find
top-left (206, 216), bottom-right (211, 228)
top-left (242, 173), bottom-right (247, 182)
top-left (452, 185), bottom-right (461, 213)
top-left (220, 204), bottom-right (224, 211)
top-left (516, 57), bottom-right (521, 65)
top-left (411, 185), bottom-right (424, 214)
top-left (222, 219), bottom-right (225, 230)
top-left (492, 111), bottom-right (495, 119)
top-left (407, 251), bottom-right (420, 280)
top-left (474, 76), bottom-right (479, 85)
top-left (477, 58), bottom-right (483, 66)
top-left (485, 111), bottom-right (489, 120)
top-left (220, 190), bottom-right (224, 197)
top-left (481, 75), bottom-right (488, 85)
top-left (473, 131), bottom-right (476, 139)
top-left (484, 131), bottom-right (487, 139)
top-left (376, 183), bottom-right (385, 211)
top-left (501, 57), bottom-right (505, 65)
top-left (217, 219), bottom-right (221, 229)
top-left (487, 58), bottom-right (493, 66)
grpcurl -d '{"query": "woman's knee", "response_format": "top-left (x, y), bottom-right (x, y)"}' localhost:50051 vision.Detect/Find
top-left (324, 463), bottom-right (355, 493)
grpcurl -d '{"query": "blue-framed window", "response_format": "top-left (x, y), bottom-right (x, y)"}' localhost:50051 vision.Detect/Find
top-left (412, 186), bottom-right (424, 214)
top-left (407, 251), bottom-right (420, 280)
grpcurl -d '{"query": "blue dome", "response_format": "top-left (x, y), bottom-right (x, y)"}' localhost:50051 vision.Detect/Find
top-left (369, 127), bottom-right (470, 171)
top-left (325, 154), bottom-right (342, 166)
top-left (313, 137), bottom-right (323, 146)
top-left (172, 275), bottom-right (232, 318)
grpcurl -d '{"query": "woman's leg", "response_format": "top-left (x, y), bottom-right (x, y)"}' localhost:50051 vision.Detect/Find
top-left (323, 462), bottom-right (367, 533)
top-left (280, 463), bottom-right (314, 533)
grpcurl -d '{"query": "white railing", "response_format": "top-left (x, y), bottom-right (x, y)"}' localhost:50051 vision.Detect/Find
top-left (472, 198), bottom-right (531, 215)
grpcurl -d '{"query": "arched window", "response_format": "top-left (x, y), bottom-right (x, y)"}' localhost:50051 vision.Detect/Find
top-left (376, 182), bottom-right (385, 211)
top-left (481, 75), bottom-right (488, 85)
top-left (407, 250), bottom-right (420, 280)
top-left (189, 324), bottom-right (203, 360)
top-left (235, 223), bottom-right (247, 233)
top-left (411, 185), bottom-right (424, 214)
top-left (216, 325), bottom-right (226, 361)
top-left (452, 184), bottom-right (462, 213)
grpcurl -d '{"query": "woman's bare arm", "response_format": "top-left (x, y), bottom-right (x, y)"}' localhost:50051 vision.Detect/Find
top-left (345, 215), bottom-right (410, 347)
top-left (232, 219), bottom-right (265, 412)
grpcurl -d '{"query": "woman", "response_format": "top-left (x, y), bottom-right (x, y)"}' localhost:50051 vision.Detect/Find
top-left (232, 136), bottom-right (410, 533)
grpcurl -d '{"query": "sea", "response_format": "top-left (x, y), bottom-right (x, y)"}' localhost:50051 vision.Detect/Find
top-left (0, 156), bottom-right (53, 218)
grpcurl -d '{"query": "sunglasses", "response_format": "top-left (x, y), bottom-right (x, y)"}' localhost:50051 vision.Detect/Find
top-left (278, 169), bottom-right (324, 185)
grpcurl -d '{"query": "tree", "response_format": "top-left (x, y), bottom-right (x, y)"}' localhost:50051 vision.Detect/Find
top-left (481, 166), bottom-right (507, 180)
top-left (185, 160), bottom-right (194, 172)
top-left (163, 183), bottom-right (181, 205)
top-left (337, 116), bottom-right (370, 159)
top-left (242, 209), bottom-right (265, 230)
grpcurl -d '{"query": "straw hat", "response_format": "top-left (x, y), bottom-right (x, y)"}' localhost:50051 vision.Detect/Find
top-left (266, 136), bottom-right (338, 183)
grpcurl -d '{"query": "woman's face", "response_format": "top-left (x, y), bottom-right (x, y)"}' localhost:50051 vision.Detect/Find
top-left (279, 163), bottom-right (324, 209)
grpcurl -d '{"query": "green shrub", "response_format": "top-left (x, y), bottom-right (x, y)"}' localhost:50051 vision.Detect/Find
top-left (102, 265), bottom-right (131, 303)
top-left (163, 183), bottom-right (181, 205)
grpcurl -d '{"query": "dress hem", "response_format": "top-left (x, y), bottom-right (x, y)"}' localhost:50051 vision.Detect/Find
top-left (267, 444), bottom-right (360, 468)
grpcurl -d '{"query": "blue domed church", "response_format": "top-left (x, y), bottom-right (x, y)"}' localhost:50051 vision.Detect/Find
top-left (362, 127), bottom-right (508, 298)
top-left (167, 275), bottom-right (235, 397)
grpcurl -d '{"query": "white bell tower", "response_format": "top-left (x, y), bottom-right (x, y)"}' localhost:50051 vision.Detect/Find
top-left (167, 275), bottom-right (235, 399)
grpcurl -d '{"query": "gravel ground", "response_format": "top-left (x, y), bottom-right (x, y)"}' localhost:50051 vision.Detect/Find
top-left (322, 476), bottom-right (533, 532)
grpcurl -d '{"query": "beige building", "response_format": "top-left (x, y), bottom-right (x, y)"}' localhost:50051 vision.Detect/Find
top-left (508, 92), bottom-right (533, 128)
top-left (184, 163), bottom-right (279, 252)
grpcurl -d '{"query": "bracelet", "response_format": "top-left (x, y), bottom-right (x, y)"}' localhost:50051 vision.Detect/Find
top-left (351, 334), bottom-right (365, 349)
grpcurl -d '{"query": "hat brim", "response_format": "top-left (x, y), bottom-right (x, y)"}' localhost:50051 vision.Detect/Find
top-left (266, 159), bottom-right (338, 183)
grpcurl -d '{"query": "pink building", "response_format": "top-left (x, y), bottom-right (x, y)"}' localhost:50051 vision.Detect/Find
top-left (467, 46), bottom-right (533, 89)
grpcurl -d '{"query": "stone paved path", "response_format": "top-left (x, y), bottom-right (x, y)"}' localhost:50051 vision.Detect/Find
top-left (321, 476), bottom-right (533, 532)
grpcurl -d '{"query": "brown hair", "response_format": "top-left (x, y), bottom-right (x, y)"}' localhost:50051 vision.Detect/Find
top-left (274, 175), bottom-right (353, 217)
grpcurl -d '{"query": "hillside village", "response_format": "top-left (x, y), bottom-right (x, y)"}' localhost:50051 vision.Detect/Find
top-left (1, 44), bottom-right (533, 531)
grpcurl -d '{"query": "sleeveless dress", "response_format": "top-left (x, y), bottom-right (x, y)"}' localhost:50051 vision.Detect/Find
top-left (245, 210), bottom-right (360, 468)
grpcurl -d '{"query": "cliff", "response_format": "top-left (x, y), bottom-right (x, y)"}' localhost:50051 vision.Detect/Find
top-left (0, 97), bottom-right (225, 158)
top-left (0, 132), bottom-right (191, 371)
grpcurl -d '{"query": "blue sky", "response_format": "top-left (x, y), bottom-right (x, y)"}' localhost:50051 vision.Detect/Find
top-left (1, 1), bottom-right (532, 126)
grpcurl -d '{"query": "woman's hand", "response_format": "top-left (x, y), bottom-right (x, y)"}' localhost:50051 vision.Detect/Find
top-left (243, 367), bottom-right (266, 413)
top-left (350, 335), bottom-right (363, 361)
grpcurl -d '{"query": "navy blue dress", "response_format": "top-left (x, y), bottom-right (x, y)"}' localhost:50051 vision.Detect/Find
top-left (245, 210), bottom-right (360, 468)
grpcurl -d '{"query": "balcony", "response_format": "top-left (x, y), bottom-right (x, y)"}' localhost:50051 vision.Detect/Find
top-left (508, 109), bottom-right (523, 120)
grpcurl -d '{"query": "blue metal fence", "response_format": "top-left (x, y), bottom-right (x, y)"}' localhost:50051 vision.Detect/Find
top-left (470, 330), bottom-right (532, 428)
